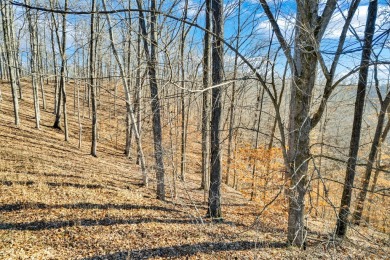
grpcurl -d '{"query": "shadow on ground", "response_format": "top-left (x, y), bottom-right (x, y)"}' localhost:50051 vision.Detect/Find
top-left (0, 202), bottom-right (179, 212)
top-left (82, 241), bottom-right (288, 259)
top-left (0, 217), bottom-right (208, 231)
top-left (0, 180), bottom-right (104, 189)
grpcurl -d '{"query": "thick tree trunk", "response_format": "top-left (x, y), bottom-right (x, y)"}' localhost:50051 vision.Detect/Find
top-left (207, 0), bottom-right (223, 219)
top-left (287, 5), bottom-right (319, 247)
top-left (136, 0), bottom-right (165, 200)
top-left (336, 0), bottom-right (378, 238)
top-left (149, 0), bottom-right (165, 200)
top-left (259, 0), bottom-right (338, 247)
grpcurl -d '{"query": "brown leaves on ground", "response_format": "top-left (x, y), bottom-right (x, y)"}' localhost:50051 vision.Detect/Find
top-left (0, 81), bottom-right (388, 259)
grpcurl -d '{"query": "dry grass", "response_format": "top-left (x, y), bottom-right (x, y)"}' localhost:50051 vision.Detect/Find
top-left (0, 80), bottom-right (389, 259)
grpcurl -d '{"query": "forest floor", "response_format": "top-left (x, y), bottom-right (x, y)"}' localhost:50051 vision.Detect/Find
top-left (0, 80), bottom-right (389, 259)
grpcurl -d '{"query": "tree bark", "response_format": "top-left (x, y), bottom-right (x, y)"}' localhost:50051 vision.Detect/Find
top-left (60, 0), bottom-right (69, 141)
top-left (52, 0), bottom-right (63, 129)
top-left (251, 87), bottom-right (264, 201)
top-left (1, 0), bottom-right (20, 126)
top-left (201, 0), bottom-right (211, 191)
top-left (37, 27), bottom-right (46, 110)
top-left (90, 0), bottom-right (98, 156)
top-left (25, 0), bottom-right (40, 129)
top-left (49, 12), bottom-right (59, 115)
top-left (336, 0), bottom-right (378, 238)
top-left (180, 0), bottom-right (188, 181)
top-left (366, 113), bottom-right (390, 223)
top-left (285, 1), bottom-right (324, 247)
top-left (226, 0), bottom-right (241, 186)
top-left (135, 22), bottom-right (143, 165)
top-left (102, 0), bottom-right (148, 186)
top-left (136, 0), bottom-right (165, 200)
top-left (207, 0), bottom-right (223, 219)
top-left (352, 76), bottom-right (390, 225)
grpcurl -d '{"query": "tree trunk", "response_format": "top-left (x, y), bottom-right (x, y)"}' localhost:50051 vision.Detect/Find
top-left (366, 113), bottom-right (390, 223)
top-left (1, 0), bottom-right (20, 126)
top-left (180, 0), bottom-right (188, 181)
top-left (180, 0), bottom-right (190, 181)
top-left (336, 0), bottom-right (378, 238)
top-left (52, 0), bottom-right (63, 129)
top-left (60, 0), bottom-right (69, 141)
top-left (135, 23), bottom-right (142, 165)
top-left (259, 0), bottom-right (338, 247)
top-left (124, 7), bottom-right (133, 158)
top-left (352, 92), bottom-right (390, 224)
top-left (226, 0), bottom-right (241, 186)
top-left (25, 0), bottom-right (40, 129)
top-left (77, 80), bottom-right (82, 149)
top-left (37, 28), bottom-right (46, 110)
top-left (286, 4), bottom-right (319, 247)
top-left (102, 0), bottom-right (148, 186)
top-left (136, 0), bottom-right (165, 200)
top-left (50, 15), bottom-right (59, 115)
top-left (207, 0), bottom-right (223, 219)
top-left (90, 0), bottom-right (98, 156)
top-left (201, 0), bottom-right (211, 191)
top-left (9, 5), bottom-right (21, 99)
top-left (251, 87), bottom-right (264, 201)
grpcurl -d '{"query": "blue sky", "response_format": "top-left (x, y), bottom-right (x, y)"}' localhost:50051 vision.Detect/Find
top-left (11, 0), bottom-right (389, 84)
top-left (181, 0), bottom-right (389, 83)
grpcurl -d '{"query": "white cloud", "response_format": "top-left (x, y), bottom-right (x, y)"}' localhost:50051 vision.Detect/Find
top-left (255, 3), bottom-right (389, 41)
top-left (375, 63), bottom-right (390, 82)
top-left (256, 13), bottom-right (296, 40)
top-left (178, 0), bottom-right (202, 18)
top-left (324, 4), bottom-right (390, 39)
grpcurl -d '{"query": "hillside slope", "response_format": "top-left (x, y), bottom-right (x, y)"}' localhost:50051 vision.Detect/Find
top-left (0, 80), bottom-right (388, 259)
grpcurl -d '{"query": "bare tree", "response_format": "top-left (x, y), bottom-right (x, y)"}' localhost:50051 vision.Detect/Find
top-left (102, 0), bottom-right (148, 186)
top-left (25, 0), bottom-right (40, 129)
top-left (179, 0), bottom-right (189, 181)
top-left (352, 85), bottom-right (390, 225)
top-left (336, 0), bottom-right (378, 238)
top-left (259, 0), bottom-right (338, 246)
top-left (365, 110), bottom-right (390, 223)
top-left (1, 0), bottom-right (20, 126)
top-left (52, 0), bottom-right (63, 130)
top-left (201, 0), bottom-right (211, 191)
top-left (90, 0), bottom-right (98, 156)
top-left (225, 0), bottom-right (242, 186)
top-left (49, 7), bottom-right (59, 115)
top-left (60, 0), bottom-right (69, 141)
top-left (207, 0), bottom-right (224, 219)
top-left (136, 0), bottom-right (165, 200)
top-left (37, 28), bottom-right (47, 111)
